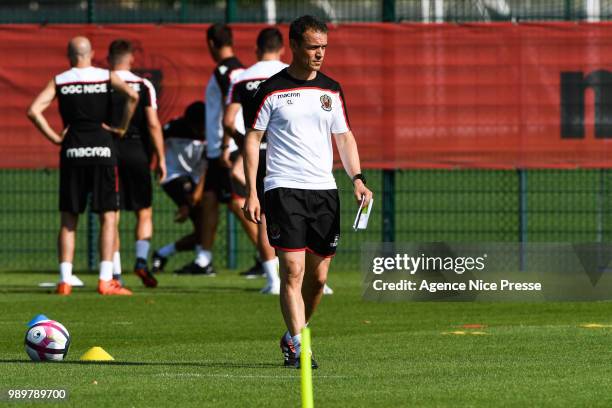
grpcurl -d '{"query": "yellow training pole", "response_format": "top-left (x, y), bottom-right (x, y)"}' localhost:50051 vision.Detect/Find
top-left (300, 327), bottom-right (314, 408)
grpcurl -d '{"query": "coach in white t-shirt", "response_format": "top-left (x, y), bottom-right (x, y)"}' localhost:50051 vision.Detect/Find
top-left (243, 16), bottom-right (373, 369)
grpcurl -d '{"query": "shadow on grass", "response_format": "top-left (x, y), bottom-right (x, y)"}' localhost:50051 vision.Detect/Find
top-left (0, 359), bottom-right (280, 369)
top-left (0, 286), bottom-right (265, 295)
top-left (154, 286), bottom-right (264, 294)
top-left (0, 270), bottom-right (59, 275)
top-left (0, 287), bottom-right (58, 295)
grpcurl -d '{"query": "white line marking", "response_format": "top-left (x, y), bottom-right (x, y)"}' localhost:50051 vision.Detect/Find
top-left (153, 372), bottom-right (350, 379)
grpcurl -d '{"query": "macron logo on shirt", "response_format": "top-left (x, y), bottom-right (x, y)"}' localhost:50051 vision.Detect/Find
top-left (277, 92), bottom-right (301, 99)
top-left (65, 147), bottom-right (112, 159)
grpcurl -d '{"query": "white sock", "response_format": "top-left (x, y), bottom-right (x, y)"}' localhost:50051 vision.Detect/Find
top-left (59, 262), bottom-right (73, 283)
top-left (195, 248), bottom-right (212, 267)
top-left (285, 321), bottom-right (308, 344)
top-left (158, 243), bottom-right (176, 258)
top-left (262, 257), bottom-right (280, 286)
top-left (136, 239), bottom-right (150, 260)
top-left (113, 251), bottom-right (122, 276)
top-left (291, 334), bottom-right (302, 358)
top-left (99, 261), bottom-right (114, 282)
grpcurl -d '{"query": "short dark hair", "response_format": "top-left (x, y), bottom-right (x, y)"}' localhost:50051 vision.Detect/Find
top-left (289, 15), bottom-right (327, 45)
top-left (107, 39), bottom-right (133, 65)
top-left (207, 23), bottom-right (233, 49)
top-left (184, 101), bottom-right (205, 125)
top-left (257, 27), bottom-right (283, 53)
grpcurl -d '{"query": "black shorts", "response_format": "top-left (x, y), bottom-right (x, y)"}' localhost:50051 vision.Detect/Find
top-left (264, 188), bottom-right (340, 258)
top-left (59, 164), bottom-right (119, 214)
top-left (162, 176), bottom-right (196, 208)
top-left (204, 152), bottom-right (246, 203)
top-left (117, 139), bottom-right (152, 211)
top-left (162, 175), bottom-right (200, 220)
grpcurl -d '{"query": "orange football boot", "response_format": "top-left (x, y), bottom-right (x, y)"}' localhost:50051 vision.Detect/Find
top-left (98, 279), bottom-right (133, 296)
top-left (56, 282), bottom-right (72, 296)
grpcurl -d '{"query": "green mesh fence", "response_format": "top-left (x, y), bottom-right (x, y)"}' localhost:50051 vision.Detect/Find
top-left (397, 0), bottom-right (585, 22)
top-left (2, 168), bottom-right (612, 271)
top-left (2, 1), bottom-right (612, 24)
top-left (0, 169), bottom-right (380, 271)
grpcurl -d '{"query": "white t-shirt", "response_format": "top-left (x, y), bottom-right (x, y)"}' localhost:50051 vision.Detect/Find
top-left (161, 118), bottom-right (207, 184)
top-left (246, 69), bottom-right (350, 192)
top-left (204, 57), bottom-right (244, 159)
top-left (227, 60), bottom-right (288, 146)
top-left (227, 60), bottom-right (288, 106)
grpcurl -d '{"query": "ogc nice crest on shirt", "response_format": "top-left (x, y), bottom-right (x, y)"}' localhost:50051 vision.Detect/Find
top-left (320, 94), bottom-right (332, 111)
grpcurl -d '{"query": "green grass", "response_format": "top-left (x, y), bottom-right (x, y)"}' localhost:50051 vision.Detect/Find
top-left (2, 269), bottom-right (612, 407)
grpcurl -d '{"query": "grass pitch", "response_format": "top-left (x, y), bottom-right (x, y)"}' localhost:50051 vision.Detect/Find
top-left (2, 269), bottom-right (612, 407)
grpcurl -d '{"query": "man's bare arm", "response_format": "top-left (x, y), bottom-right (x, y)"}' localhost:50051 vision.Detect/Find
top-left (242, 128), bottom-right (265, 223)
top-left (27, 80), bottom-right (64, 145)
top-left (108, 72), bottom-right (139, 136)
top-left (145, 107), bottom-right (166, 182)
top-left (334, 130), bottom-right (373, 205)
top-left (191, 166), bottom-right (207, 206)
top-left (223, 102), bottom-right (244, 149)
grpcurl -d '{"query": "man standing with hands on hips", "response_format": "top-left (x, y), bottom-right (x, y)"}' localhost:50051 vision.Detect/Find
top-left (243, 15), bottom-right (372, 368)
top-left (27, 36), bottom-right (139, 296)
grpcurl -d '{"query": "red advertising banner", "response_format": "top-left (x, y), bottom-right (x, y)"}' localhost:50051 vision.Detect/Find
top-left (2, 23), bottom-right (612, 169)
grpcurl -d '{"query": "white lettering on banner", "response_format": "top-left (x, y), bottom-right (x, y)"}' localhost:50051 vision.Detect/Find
top-left (65, 147), bottom-right (112, 158)
top-left (60, 83), bottom-right (108, 95)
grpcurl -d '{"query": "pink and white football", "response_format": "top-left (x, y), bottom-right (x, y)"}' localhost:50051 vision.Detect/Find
top-left (24, 320), bottom-right (70, 362)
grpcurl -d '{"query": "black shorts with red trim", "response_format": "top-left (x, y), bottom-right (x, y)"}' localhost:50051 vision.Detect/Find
top-left (59, 164), bottom-right (119, 214)
top-left (117, 139), bottom-right (152, 211)
top-left (204, 152), bottom-right (246, 203)
top-left (264, 187), bottom-right (340, 258)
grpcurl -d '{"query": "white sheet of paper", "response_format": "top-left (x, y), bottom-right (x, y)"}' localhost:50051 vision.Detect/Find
top-left (353, 197), bottom-right (373, 231)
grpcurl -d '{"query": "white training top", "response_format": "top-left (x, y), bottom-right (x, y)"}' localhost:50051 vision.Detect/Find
top-left (227, 60), bottom-right (288, 106)
top-left (161, 118), bottom-right (207, 184)
top-left (163, 138), bottom-right (207, 184)
top-left (204, 57), bottom-right (244, 159)
top-left (227, 60), bottom-right (288, 147)
top-left (246, 69), bottom-right (350, 192)
top-left (114, 69), bottom-right (158, 110)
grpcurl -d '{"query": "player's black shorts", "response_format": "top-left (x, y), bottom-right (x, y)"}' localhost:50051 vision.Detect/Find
top-left (117, 139), bottom-right (152, 211)
top-left (264, 188), bottom-right (340, 258)
top-left (204, 152), bottom-right (246, 203)
top-left (162, 175), bottom-right (200, 220)
top-left (162, 175), bottom-right (196, 208)
top-left (256, 149), bottom-right (266, 207)
top-left (59, 164), bottom-right (119, 214)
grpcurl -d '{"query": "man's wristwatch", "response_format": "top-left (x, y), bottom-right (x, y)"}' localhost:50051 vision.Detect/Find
top-left (352, 173), bottom-right (366, 185)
